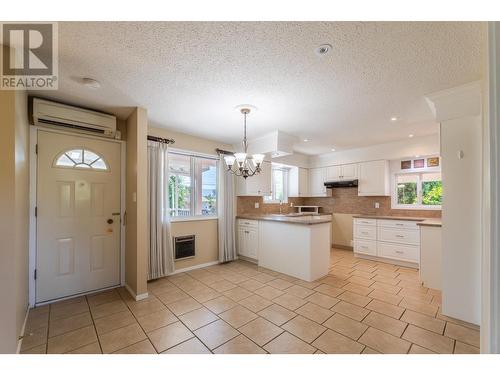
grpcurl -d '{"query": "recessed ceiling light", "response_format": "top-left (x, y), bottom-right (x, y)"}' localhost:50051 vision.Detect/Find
top-left (303, 138), bottom-right (309, 142)
top-left (408, 134), bottom-right (414, 138)
top-left (315, 44), bottom-right (332, 56)
top-left (82, 77), bottom-right (101, 89)
top-left (331, 148), bottom-right (336, 152)
top-left (415, 155), bottom-right (420, 158)
top-left (390, 116), bottom-right (398, 122)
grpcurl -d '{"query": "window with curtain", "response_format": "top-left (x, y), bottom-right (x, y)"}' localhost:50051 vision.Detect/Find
top-left (394, 172), bottom-right (442, 209)
top-left (168, 151), bottom-right (218, 218)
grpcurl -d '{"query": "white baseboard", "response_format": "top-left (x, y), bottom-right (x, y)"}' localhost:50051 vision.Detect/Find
top-left (125, 283), bottom-right (149, 301)
top-left (172, 260), bottom-right (220, 274)
top-left (16, 305), bottom-right (30, 354)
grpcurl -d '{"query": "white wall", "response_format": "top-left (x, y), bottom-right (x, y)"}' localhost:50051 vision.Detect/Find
top-left (440, 116), bottom-right (482, 325)
top-left (310, 134), bottom-right (440, 167)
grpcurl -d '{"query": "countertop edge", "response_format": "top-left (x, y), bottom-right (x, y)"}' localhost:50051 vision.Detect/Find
top-left (236, 215), bottom-right (332, 225)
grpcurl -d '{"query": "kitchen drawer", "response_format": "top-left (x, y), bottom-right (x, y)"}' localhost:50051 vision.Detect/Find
top-left (354, 224), bottom-right (377, 240)
top-left (353, 218), bottom-right (376, 226)
top-left (378, 219), bottom-right (420, 230)
top-left (378, 227), bottom-right (420, 245)
top-left (378, 242), bottom-right (419, 263)
top-left (354, 239), bottom-right (377, 256)
top-left (238, 219), bottom-right (259, 228)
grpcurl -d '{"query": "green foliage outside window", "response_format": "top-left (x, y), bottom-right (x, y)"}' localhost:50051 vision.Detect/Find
top-left (397, 183), bottom-right (417, 205)
top-left (422, 181), bottom-right (442, 205)
top-left (169, 175), bottom-right (190, 210)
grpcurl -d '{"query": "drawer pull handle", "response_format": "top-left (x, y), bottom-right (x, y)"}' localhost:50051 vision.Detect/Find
top-left (244, 230), bottom-right (249, 234)
top-left (361, 246), bottom-right (368, 249)
top-left (362, 232), bottom-right (369, 235)
top-left (395, 250), bottom-right (404, 254)
top-left (395, 235), bottom-right (404, 238)
top-left (396, 223), bottom-right (404, 226)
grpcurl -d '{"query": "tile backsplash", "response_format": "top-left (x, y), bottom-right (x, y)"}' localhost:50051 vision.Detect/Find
top-left (237, 187), bottom-right (441, 218)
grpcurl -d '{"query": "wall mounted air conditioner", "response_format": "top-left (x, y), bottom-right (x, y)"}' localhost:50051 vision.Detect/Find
top-left (31, 97), bottom-right (117, 138)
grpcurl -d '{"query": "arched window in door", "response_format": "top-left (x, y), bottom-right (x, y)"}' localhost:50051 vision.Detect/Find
top-left (54, 148), bottom-right (108, 171)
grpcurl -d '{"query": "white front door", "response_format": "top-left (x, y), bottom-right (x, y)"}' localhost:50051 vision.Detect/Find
top-left (36, 130), bottom-right (121, 303)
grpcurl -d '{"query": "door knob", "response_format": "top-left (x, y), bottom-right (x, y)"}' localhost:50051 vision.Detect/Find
top-left (107, 219), bottom-right (114, 224)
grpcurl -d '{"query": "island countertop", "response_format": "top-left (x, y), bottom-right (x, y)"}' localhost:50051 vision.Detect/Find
top-left (353, 214), bottom-right (441, 227)
top-left (236, 213), bottom-right (332, 225)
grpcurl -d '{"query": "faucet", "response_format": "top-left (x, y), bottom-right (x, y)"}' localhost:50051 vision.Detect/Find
top-left (279, 199), bottom-right (283, 214)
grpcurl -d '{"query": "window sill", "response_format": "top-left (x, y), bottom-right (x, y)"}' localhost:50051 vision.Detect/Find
top-left (392, 205), bottom-right (442, 211)
top-left (171, 216), bottom-right (218, 223)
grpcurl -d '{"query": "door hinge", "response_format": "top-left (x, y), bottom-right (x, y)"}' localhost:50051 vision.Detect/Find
top-left (34, 269), bottom-right (37, 280)
top-left (35, 144), bottom-right (38, 155)
top-left (35, 206), bottom-right (37, 217)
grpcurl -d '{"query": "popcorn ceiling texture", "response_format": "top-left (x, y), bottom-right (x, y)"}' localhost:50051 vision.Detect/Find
top-left (237, 188), bottom-right (441, 218)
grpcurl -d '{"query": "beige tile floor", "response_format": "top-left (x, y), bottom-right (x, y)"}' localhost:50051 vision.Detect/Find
top-left (20, 248), bottom-right (480, 354)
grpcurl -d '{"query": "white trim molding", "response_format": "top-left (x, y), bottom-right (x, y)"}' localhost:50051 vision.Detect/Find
top-left (484, 21), bottom-right (500, 354)
top-left (425, 80), bottom-right (482, 122)
top-left (172, 260), bottom-right (220, 274)
top-left (125, 283), bottom-right (149, 301)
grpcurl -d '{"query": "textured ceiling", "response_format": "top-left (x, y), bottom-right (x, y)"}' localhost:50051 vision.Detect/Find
top-left (32, 22), bottom-right (484, 154)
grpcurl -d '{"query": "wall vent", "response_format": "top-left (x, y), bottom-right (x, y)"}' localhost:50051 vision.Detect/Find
top-left (174, 235), bottom-right (195, 260)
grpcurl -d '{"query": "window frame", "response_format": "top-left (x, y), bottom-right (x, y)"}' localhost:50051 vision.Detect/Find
top-left (53, 147), bottom-right (109, 172)
top-left (392, 171), bottom-right (442, 210)
top-left (168, 149), bottom-right (219, 221)
top-left (264, 165), bottom-right (289, 204)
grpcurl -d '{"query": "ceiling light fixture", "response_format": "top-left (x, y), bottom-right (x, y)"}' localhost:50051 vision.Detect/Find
top-left (315, 44), bottom-right (332, 56)
top-left (223, 108), bottom-right (264, 179)
top-left (82, 77), bottom-right (101, 89)
top-left (390, 116), bottom-right (398, 122)
top-left (303, 138), bottom-right (309, 142)
top-left (331, 148), bottom-right (336, 152)
top-left (408, 134), bottom-right (414, 138)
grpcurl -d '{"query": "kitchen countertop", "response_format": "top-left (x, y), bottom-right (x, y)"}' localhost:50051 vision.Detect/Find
top-left (237, 213), bottom-right (332, 225)
top-left (353, 214), bottom-right (442, 227)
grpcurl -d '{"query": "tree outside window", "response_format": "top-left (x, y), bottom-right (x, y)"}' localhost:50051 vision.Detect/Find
top-left (168, 152), bottom-right (217, 218)
top-left (395, 172), bottom-right (442, 209)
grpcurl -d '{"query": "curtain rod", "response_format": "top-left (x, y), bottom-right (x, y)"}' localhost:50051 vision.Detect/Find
top-left (216, 148), bottom-right (234, 155)
top-left (147, 135), bottom-right (175, 144)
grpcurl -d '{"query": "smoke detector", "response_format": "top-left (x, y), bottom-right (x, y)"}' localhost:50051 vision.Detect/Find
top-left (315, 44), bottom-right (332, 56)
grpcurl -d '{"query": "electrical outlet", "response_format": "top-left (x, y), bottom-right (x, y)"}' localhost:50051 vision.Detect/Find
top-left (290, 202), bottom-right (294, 207)
top-left (374, 202), bottom-right (380, 209)
top-left (254, 202), bottom-right (259, 209)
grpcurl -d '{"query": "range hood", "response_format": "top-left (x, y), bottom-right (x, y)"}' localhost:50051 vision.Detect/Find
top-left (324, 179), bottom-right (359, 188)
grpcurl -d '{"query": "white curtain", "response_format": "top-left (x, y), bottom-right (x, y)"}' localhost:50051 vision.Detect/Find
top-left (218, 154), bottom-right (237, 262)
top-left (147, 141), bottom-right (174, 280)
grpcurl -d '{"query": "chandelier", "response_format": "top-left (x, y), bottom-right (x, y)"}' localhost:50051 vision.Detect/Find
top-left (223, 108), bottom-right (265, 179)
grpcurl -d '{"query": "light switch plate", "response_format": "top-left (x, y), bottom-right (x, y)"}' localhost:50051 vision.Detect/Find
top-left (374, 202), bottom-right (380, 209)
top-left (254, 202), bottom-right (259, 209)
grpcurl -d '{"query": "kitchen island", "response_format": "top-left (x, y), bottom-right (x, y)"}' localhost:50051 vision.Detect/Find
top-left (236, 214), bottom-right (332, 282)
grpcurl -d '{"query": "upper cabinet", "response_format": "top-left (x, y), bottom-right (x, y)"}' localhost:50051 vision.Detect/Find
top-left (308, 167), bottom-right (328, 196)
top-left (326, 163), bottom-right (358, 181)
top-left (236, 161), bottom-right (272, 196)
top-left (289, 167), bottom-right (309, 197)
top-left (357, 160), bottom-right (390, 196)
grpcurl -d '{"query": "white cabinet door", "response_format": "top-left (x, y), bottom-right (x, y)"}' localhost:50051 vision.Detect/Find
top-left (246, 228), bottom-right (259, 259)
top-left (326, 165), bottom-right (342, 181)
top-left (236, 161), bottom-right (272, 196)
top-left (238, 227), bottom-right (248, 257)
top-left (309, 167), bottom-right (327, 196)
top-left (298, 167), bottom-right (309, 196)
top-left (342, 163), bottom-right (358, 179)
top-left (358, 160), bottom-right (390, 196)
top-left (289, 167), bottom-right (309, 197)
